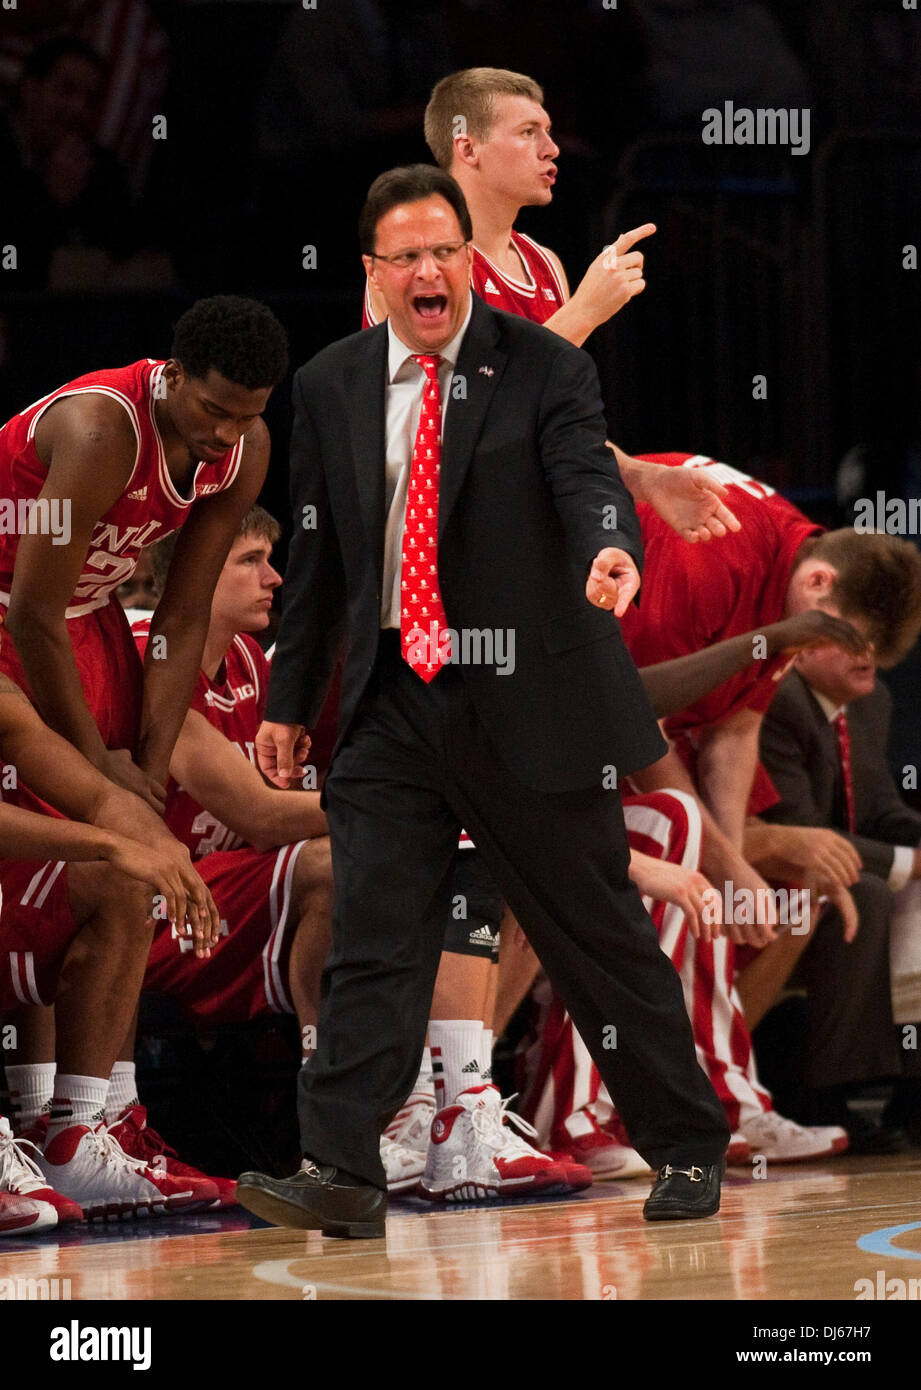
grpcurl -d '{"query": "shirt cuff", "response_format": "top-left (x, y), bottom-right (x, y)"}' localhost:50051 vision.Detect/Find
top-left (888, 845), bottom-right (915, 893)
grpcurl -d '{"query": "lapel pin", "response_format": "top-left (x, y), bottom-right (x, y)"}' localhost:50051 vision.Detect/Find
top-left (478, 365), bottom-right (494, 377)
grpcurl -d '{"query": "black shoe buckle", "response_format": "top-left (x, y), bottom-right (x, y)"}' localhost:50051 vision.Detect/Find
top-left (658, 1164), bottom-right (704, 1182)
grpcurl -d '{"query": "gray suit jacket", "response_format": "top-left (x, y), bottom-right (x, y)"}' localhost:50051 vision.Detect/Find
top-left (759, 669), bottom-right (921, 879)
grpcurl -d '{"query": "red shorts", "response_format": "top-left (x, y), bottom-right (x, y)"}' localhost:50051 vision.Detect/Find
top-left (0, 858), bottom-right (73, 1008)
top-left (143, 841), bottom-right (309, 1027)
top-left (0, 599), bottom-right (142, 814)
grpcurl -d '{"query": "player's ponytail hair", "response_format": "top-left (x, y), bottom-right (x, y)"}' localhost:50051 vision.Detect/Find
top-left (797, 529), bottom-right (921, 667)
top-left (424, 68), bottom-right (544, 169)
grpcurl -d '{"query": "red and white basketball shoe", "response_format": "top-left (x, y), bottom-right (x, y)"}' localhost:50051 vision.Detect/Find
top-left (421, 1085), bottom-right (569, 1201)
top-left (108, 1104), bottom-right (236, 1209)
top-left (38, 1122), bottom-right (219, 1219)
top-left (739, 1111), bottom-right (849, 1163)
top-left (0, 1116), bottom-right (83, 1234)
top-left (380, 1088), bottom-right (435, 1194)
top-left (552, 1106), bottom-right (652, 1181)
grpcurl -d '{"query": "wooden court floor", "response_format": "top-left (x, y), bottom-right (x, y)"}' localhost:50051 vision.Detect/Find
top-left (2, 1152), bottom-right (920, 1301)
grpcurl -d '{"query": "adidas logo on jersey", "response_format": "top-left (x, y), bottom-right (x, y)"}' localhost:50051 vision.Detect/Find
top-left (126, 486), bottom-right (148, 501)
top-left (483, 277), bottom-right (500, 295)
top-left (468, 924), bottom-right (496, 947)
top-left (542, 288), bottom-right (557, 301)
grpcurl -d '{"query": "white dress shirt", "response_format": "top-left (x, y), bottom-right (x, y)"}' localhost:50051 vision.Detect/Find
top-left (380, 297), bottom-right (473, 629)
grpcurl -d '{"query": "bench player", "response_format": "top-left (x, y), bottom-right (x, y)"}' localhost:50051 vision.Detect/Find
top-left (108, 509), bottom-right (332, 1198)
top-left (529, 454), bottom-right (921, 1163)
top-left (0, 296), bottom-right (289, 1206)
top-left (0, 661), bottom-right (221, 1231)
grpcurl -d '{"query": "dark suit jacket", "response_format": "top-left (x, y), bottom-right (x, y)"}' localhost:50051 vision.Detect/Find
top-left (759, 669), bottom-right (921, 878)
top-left (266, 294), bottom-right (666, 794)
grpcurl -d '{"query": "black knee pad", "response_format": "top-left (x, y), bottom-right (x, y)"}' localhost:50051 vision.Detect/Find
top-left (442, 848), bottom-right (503, 959)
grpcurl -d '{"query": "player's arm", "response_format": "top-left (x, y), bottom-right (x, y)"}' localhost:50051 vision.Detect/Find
top-left (628, 847), bottom-right (721, 943)
top-left (169, 708), bottom-right (327, 850)
top-left (630, 744), bottom-right (777, 946)
top-left (0, 682), bottom-right (219, 944)
top-left (541, 226), bottom-right (655, 347)
top-left (4, 395), bottom-right (150, 786)
top-left (695, 706), bottom-right (764, 850)
top-left (139, 420), bottom-right (270, 790)
top-left (640, 611), bottom-right (868, 718)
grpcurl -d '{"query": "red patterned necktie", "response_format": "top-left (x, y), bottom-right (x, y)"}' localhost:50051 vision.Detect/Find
top-left (400, 354), bottom-right (450, 682)
top-left (833, 711), bottom-right (856, 832)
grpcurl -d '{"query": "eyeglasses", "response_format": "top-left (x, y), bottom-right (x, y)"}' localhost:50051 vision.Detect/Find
top-left (369, 242), bottom-right (469, 270)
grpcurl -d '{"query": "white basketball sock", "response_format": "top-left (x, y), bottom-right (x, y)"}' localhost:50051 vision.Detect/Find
top-left (48, 1074), bottom-right (109, 1139)
top-left (480, 1029), bottom-right (494, 1085)
top-left (429, 1020), bottom-right (483, 1109)
top-left (106, 1062), bottom-right (140, 1123)
top-left (4, 1062), bottom-right (55, 1130)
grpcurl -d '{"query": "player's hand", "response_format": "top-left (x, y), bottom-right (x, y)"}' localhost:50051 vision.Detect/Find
top-left (643, 461), bottom-right (742, 543)
top-left (819, 882), bottom-right (859, 943)
top-left (107, 834), bottom-right (222, 958)
top-left (572, 224), bottom-right (655, 327)
top-left (715, 860), bottom-right (778, 948)
top-left (629, 851), bottom-right (722, 943)
top-left (586, 547), bottom-right (640, 616)
top-left (103, 748), bottom-right (167, 814)
top-left (769, 609), bottom-right (870, 658)
top-left (762, 825), bottom-right (862, 890)
top-left (256, 720), bottom-right (311, 788)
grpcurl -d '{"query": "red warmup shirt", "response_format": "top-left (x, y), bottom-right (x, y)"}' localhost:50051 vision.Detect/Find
top-left (0, 360), bottom-right (244, 616)
top-left (361, 230), bottom-right (566, 328)
top-left (133, 618), bottom-right (268, 860)
top-left (620, 452), bottom-right (822, 743)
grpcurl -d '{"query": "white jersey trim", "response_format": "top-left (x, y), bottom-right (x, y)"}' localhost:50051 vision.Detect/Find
top-left (25, 384), bottom-right (143, 496)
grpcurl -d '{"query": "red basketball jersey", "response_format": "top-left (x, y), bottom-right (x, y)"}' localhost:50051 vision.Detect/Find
top-left (0, 360), bottom-right (244, 617)
top-left (619, 452), bottom-right (821, 736)
top-left (361, 231), bottom-right (567, 328)
top-left (132, 618), bottom-right (269, 859)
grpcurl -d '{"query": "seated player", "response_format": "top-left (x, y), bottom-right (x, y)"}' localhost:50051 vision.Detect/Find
top-left (754, 611), bottom-right (921, 1145)
top-left (105, 508), bottom-right (332, 1193)
top-left (516, 455), bottom-right (921, 1165)
top-left (0, 662), bottom-right (221, 1232)
top-left (0, 296), bottom-right (287, 1191)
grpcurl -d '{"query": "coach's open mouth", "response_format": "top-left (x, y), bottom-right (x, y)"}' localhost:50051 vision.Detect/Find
top-left (413, 294), bottom-right (447, 320)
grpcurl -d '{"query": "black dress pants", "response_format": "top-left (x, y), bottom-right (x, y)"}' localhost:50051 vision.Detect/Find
top-left (297, 632), bottom-right (728, 1188)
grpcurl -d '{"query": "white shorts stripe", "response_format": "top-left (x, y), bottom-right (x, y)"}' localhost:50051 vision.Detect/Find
top-left (262, 841), bottom-right (307, 1014)
top-left (32, 861), bottom-right (66, 911)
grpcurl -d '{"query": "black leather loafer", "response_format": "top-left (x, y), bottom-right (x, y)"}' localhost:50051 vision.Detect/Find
top-left (643, 1161), bottom-right (723, 1222)
top-left (237, 1161), bottom-right (386, 1238)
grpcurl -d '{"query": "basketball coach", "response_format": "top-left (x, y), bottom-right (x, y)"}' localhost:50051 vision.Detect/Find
top-left (238, 166), bottom-right (729, 1236)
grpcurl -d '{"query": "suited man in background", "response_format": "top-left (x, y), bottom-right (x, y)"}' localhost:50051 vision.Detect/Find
top-left (759, 624), bottom-right (921, 1145)
top-left (237, 165), bottom-right (728, 1236)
